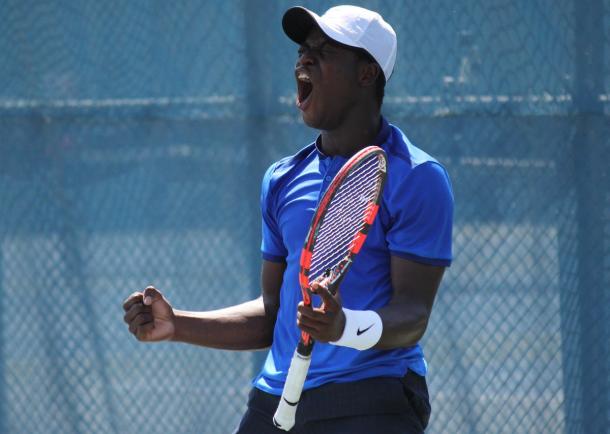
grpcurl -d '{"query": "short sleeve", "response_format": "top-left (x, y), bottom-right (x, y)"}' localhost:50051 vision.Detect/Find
top-left (260, 163), bottom-right (288, 262)
top-left (387, 162), bottom-right (453, 266)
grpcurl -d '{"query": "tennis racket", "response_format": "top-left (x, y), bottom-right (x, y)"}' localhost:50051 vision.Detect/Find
top-left (272, 145), bottom-right (387, 431)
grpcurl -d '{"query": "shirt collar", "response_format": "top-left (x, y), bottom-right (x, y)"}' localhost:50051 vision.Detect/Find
top-left (374, 116), bottom-right (392, 146)
top-left (314, 116), bottom-right (391, 158)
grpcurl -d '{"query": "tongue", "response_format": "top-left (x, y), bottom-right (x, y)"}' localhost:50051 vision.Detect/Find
top-left (298, 82), bottom-right (313, 104)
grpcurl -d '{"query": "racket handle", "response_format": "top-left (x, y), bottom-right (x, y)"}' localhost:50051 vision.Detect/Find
top-left (272, 349), bottom-right (312, 431)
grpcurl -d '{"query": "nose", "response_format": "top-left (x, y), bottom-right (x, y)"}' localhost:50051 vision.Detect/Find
top-left (296, 49), bottom-right (315, 67)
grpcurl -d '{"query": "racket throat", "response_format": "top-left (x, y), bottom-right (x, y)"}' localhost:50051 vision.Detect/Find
top-left (326, 257), bottom-right (352, 289)
top-left (297, 340), bottom-right (314, 357)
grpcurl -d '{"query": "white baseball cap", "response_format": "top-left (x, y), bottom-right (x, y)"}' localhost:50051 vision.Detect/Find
top-left (282, 5), bottom-right (397, 81)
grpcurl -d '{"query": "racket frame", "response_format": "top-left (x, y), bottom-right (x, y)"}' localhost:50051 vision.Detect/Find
top-left (273, 145), bottom-right (387, 431)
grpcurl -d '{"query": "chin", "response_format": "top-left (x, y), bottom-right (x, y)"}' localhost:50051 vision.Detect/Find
top-left (301, 110), bottom-right (336, 131)
top-left (301, 112), bottom-right (321, 129)
top-left (302, 116), bottom-right (318, 129)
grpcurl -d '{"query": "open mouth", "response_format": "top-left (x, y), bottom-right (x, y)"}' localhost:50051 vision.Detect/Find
top-left (296, 71), bottom-right (313, 109)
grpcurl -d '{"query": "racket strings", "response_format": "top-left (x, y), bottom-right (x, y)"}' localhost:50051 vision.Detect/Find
top-left (312, 188), bottom-right (374, 261)
top-left (309, 156), bottom-right (382, 280)
top-left (325, 160), bottom-right (380, 216)
top-left (315, 156), bottom-right (380, 239)
top-left (315, 177), bottom-right (377, 243)
top-left (310, 194), bottom-right (376, 279)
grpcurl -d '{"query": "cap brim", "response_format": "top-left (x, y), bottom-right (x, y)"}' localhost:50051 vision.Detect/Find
top-left (282, 6), bottom-right (364, 52)
top-left (282, 7), bottom-right (320, 44)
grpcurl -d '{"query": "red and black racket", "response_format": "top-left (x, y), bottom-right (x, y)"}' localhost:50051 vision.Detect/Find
top-left (273, 145), bottom-right (387, 431)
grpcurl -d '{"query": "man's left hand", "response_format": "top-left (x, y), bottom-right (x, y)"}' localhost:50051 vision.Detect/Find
top-left (296, 280), bottom-right (346, 342)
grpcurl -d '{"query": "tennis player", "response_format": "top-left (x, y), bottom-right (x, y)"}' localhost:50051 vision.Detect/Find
top-left (123, 5), bottom-right (453, 433)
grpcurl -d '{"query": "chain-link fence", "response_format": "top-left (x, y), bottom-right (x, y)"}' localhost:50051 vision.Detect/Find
top-left (1, 1), bottom-right (608, 433)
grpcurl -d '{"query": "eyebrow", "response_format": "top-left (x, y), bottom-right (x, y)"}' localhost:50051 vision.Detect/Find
top-left (299, 39), bottom-right (331, 51)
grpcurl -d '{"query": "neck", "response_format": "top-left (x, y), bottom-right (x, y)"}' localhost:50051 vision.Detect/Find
top-left (319, 109), bottom-right (382, 157)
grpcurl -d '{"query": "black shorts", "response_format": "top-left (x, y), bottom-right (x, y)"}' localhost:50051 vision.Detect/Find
top-left (233, 370), bottom-right (431, 434)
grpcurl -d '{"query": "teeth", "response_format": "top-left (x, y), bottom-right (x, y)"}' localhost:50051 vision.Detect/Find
top-left (297, 73), bottom-right (311, 82)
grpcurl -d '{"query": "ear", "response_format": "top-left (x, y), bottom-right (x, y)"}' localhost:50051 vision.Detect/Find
top-left (358, 62), bottom-right (381, 87)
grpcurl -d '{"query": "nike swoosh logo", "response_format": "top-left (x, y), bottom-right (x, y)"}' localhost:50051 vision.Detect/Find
top-left (282, 397), bottom-right (298, 406)
top-left (356, 324), bottom-right (374, 335)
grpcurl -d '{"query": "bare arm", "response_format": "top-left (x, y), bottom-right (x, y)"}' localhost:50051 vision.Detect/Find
top-left (172, 260), bottom-right (285, 350)
top-left (375, 255), bottom-right (445, 349)
top-left (123, 260), bottom-right (285, 351)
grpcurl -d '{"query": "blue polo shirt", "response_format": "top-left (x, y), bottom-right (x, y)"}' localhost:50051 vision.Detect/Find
top-left (255, 117), bottom-right (453, 395)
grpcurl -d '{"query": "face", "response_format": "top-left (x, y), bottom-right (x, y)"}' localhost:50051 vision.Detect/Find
top-left (294, 27), bottom-right (364, 130)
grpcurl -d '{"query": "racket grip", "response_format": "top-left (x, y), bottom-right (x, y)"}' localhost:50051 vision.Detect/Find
top-left (272, 349), bottom-right (312, 431)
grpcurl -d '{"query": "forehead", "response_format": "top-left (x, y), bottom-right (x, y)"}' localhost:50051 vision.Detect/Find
top-left (302, 26), bottom-right (332, 47)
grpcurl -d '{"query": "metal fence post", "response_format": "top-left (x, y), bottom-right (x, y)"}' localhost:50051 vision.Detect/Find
top-left (570, 0), bottom-right (609, 432)
top-left (0, 236), bottom-right (5, 434)
top-left (243, 0), bottom-right (279, 374)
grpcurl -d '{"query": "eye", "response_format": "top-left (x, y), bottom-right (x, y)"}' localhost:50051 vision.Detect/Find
top-left (315, 42), bottom-right (334, 56)
top-left (297, 41), bottom-right (334, 60)
top-left (319, 46), bottom-right (333, 56)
